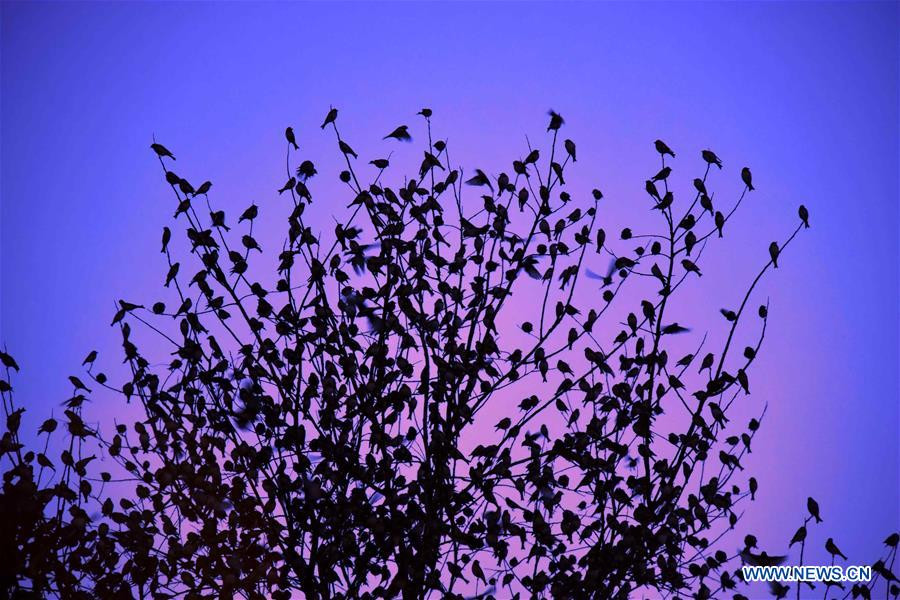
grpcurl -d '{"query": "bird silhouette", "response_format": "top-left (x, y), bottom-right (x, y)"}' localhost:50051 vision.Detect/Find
top-left (285, 127), bottom-right (299, 150)
top-left (681, 259), bottom-right (702, 277)
top-left (151, 142), bottom-right (175, 160)
top-left (702, 149), bottom-right (723, 169)
top-left (661, 323), bottom-right (691, 335)
top-left (715, 211), bottom-right (725, 237)
top-left (547, 110), bottom-right (564, 131)
top-left (465, 169), bottom-right (493, 191)
top-left (564, 139), bottom-right (576, 162)
top-left (789, 525), bottom-right (806, 547)
top-left (741, 167), bottom-right (754, 191)
top-left (654, 139), bottom-right (675, 157)
top-left (798, 205), bottom-right (810, 228)
top-left (321, 107), bottom-right (338, 129)
top-left (807, 497), bottom-right (822, 523)
top-left (825, 538), bottom-right (847, 560)
top-left (383, 125), bottom-right (411, 142)
top-left (769, 242), bottom-right (780, 268)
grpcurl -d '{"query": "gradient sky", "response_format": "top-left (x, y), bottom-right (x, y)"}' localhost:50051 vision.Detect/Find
top-left (2, 0), bottom-right (898, 585)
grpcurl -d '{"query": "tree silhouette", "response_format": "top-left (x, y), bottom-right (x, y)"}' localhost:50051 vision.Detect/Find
top-left (1, 109), bottom-right (896, 599)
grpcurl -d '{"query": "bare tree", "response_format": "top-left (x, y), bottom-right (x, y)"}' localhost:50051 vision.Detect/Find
top-left (1, 109), bottom-right (895, 599)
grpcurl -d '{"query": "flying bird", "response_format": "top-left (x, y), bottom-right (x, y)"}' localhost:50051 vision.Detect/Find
top-left (547, 110), bottom-right (564, 131)
top-left (383, 125), bottom-right (411, 142)
top-left (661, 323), bottom-right (691, 335)
top-left (465, 169), bottom-right (493, 191)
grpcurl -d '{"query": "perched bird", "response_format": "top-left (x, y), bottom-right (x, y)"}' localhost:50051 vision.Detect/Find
top-left (564, 139), bottom-right (576, 162)
top-left (370, 158), bottom-right (390, 169)
top-left (296, 160), bottom-right (317, 180)
top-left (651, 166), bottom-right (671, 182)
top-left (82, 350), bottom-right (98, 365)
top-left (338, 140), bottom-right (358, 159)
top-left (720, 308), bottom-right (737, 321)
top-left (239, 204), bottom-right (258, 222)
top-left (700, 193), bottom-right (714, 214)
top-left (798, 204), bottom-right (810, 228)
top-left (161, 227), bottom-right (171, 253)
top-left (825, 538), bottom-right (847, 561)
top-left (702, 149), bottom-right (723, 169)
top-left (769, 241), bottom-right (780, 268)
top-left (807, 497), bottom-right (823, 523)
top-left (789, 526), bottom-right (807, 547)
top-left (741, 167), bottom-right (754, 191)
top-left (715, 211), bottom-right (725, 237)
top-left (151, 142), bottom-right (175, 160)
top-left (285, 127), bottom-right (299, 150)
top-left (383, 125), bottom-right (411, 142)
top-left (655, 139), bottom-right (675, 157)
top-left (417, 108), bottom-right (432, 118)
top-left (884, 533), bottom-right (899, 547)
top-left (321, 107), bottom-right (338, 129)
top-left (681, 259), bottom-right (702, 277)
top-left (645, 180), bottom-right (661, 200)
top-left (547, 110), bottom-right (564, 131)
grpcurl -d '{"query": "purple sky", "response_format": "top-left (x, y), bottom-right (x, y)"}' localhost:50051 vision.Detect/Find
top-left (2, 0), bottom-right (897, 581)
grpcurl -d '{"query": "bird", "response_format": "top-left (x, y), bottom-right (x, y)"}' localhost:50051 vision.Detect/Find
top-left (296, 160), bottom-right (317, 180)
top-left (789, 526), bottom-right (807, 547)
top-left (807, 497), bottom-right (822, 523)
top-left (417, 108), bottom-right (432, 118)
top-left (715, 211), bottom-right (725, 237)
top-left (370, 158), bottom-right (390, 169)
top-left (739, 550), bottom-right (787, 567)
top-left (285, 127), bottom-right (299, 150)
top-left (825, 538), bottom-right (847, 561)
top-left (239, 204), bottom-right (258, 223)
top-left (645, 180), bottom-right (661, 200)
top-left (585, 260), bottom-right (616, 287)
top-left (338, 140), bottom-right (358, 158)
top-left (654, 139), bottom-right (675, 157)
top-left (884, 533), bottom-right (899, 547)
top-left (720, 308), bottom-right (737, 321)
top-left (661, 323), bottom-right (691, 335)
top-left (702, 149), bottom-right (723, 169)
top-left (564, 139), bottom-right (576, 162)
top-left (798, 205), bottom-right (810, 228)
top-left (383, 125), bottom-right (411, 142)
top-left (320, 107), bottom-right (338, 129)
top-left (769, 241), bottom-right (780, 268)
top-left (651, 166), bottom-right (671, 182)
top-left (150, 142), bottom-right (175, 160)
top-left (82, 350), bottom-right (98, 365)
top-left (547, 110), bottom-right (564, 131)
top-left (161, 227), bottom-right (171, 253)
top-left (681, 259), bottom-right (702, 277)
top-left (465, 169), bottom-right (493, 191)
top-left (741, 167), bottom-right (754, 190)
